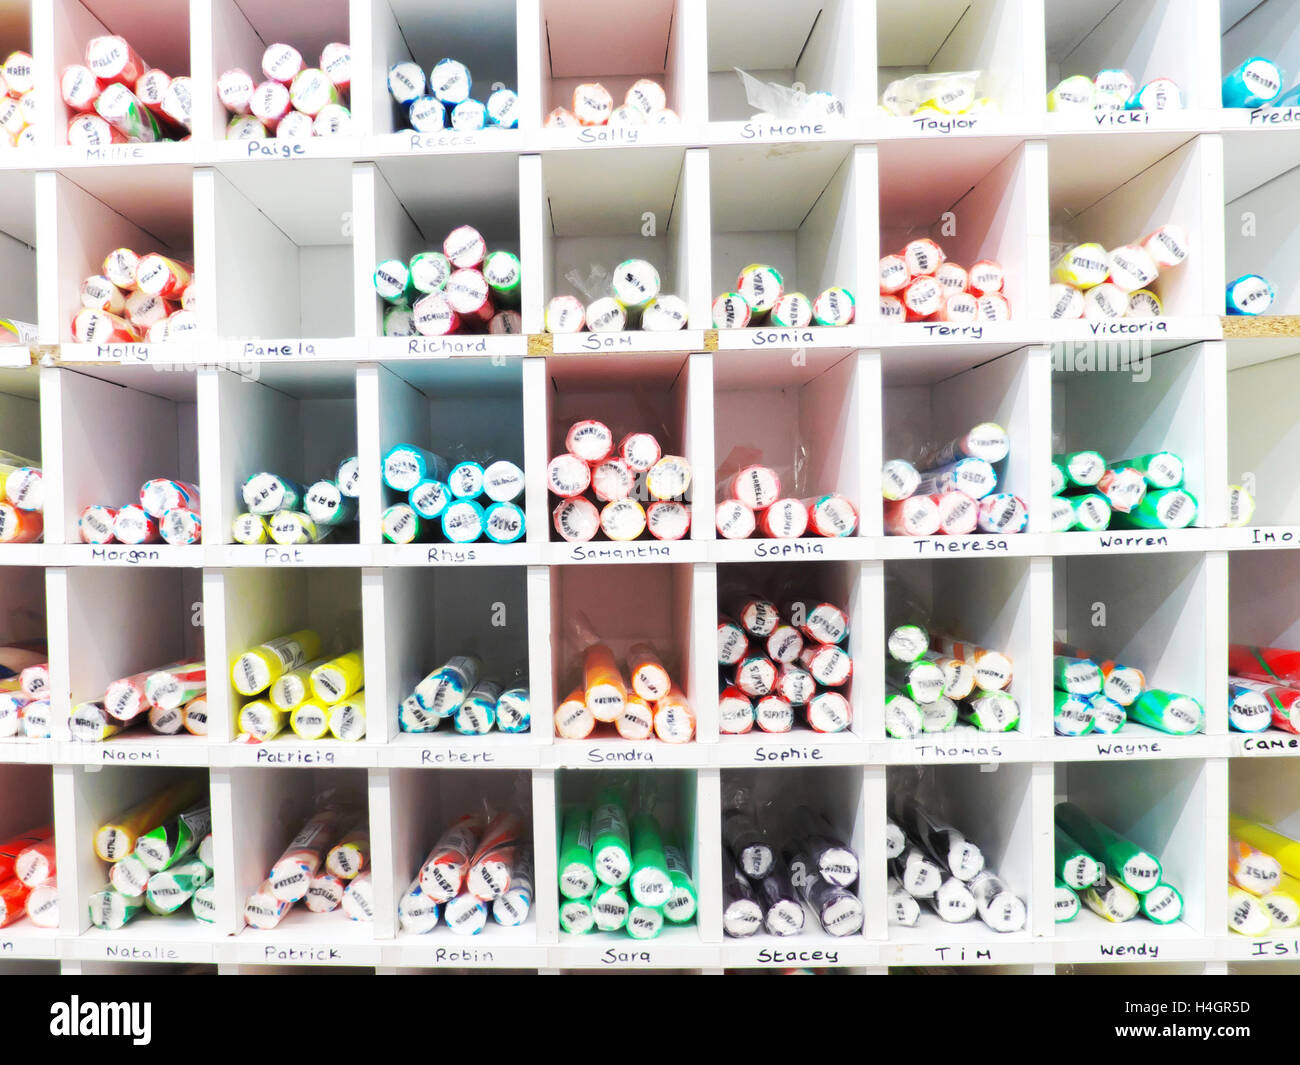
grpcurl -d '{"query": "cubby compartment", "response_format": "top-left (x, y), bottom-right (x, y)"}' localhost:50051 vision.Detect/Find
top-left (713, 349), bottom-right (867, 545)
top-left (710, 142), bottom-right (866, 344)
top-left (1046, 136), bottom-right (1215, 327)
top-left (1053, 553), bottom-right (1213, 748)
top-left (209, 362), bottom-right (359, 554)
top-left (387, 768), bottom-right (534, 948)
top-left (719, 765), bottom-right (866, 946)
top-left (368, 0), bottom-right (522, 140)
top-left (1228, 550), bottom-right (1300, 746)
top-left (886, 762), bottom-right (1035, 945)
top-left (543, 352), bottom-right (694, 552)
top-left (0, 765), bottom-right (55, 935)
top-left (1054, 759), bottom-right (1208, 944)
top-left (715, 561), bottom-right (864, 749)
top-left (217, 567), bottom-right (364, 750)
top-left (543, 147), bottom-right (705, 344)
top-left (373, 360), bottom-right (526, 553)
top-left (540, 0), bottom-right (696, 131)
top-left (876, 0), bottom-right (1042, 123)
top-left (0, 4), bottom-right (32, 153)
top-left (54, 0), bottom-right (191, 150)
top-left (884, 556), bottom-right (1036, 743)
top-left (206, 0), bottom-right (354, 149)
top-left (1224, 161), bottom-right (1300, 319)
top-left (366, 154), bottom-right (526, 346)
top-left (67, 765), bottom-right (212, 941)
top-left (1051, 343), bottom-right (1216, 532)
top-left (65, 566), bottom-right (205, 748)
top-left (705, 1), bottom-right (866, 128)
top-left (50, 365), bottom-right (199, 553)
top-left (1227, 342), bottom-right (1300, 527)
top-left (0, 366), bottom-right (42, 548)
top-left (1221, 0), bottom-right (1300, 115)
top-left (1044, 0), bottom-right (1219, 121)
top-left (554, 767), bottom-right (701, 948)
top-left (43, 167), bottom-right (194, 349)
top-left (229, 766), bottom-right (373, 945)
top-left (1228, 758), bottom-right (1300, 946)
top-left (205, 160), bottom-right (355, 348)
top-left (375, 566), bottom-right (531, 746)
top-left (877, 139), bottom-right (1031, 332)
top-left (0, 173), bottom-right (36, 335)
top-left (549, 564), bottom-right (699, 749)
top-left (881, 345), bottom-right (1037, 538)
top-left (0, 566), bottom-right (48, 743)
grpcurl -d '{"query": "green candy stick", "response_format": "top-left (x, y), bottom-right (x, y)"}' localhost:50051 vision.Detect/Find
top-left (1055, 825), bottom-right (1101, 888)
top-left (1055, 878), bottom-right (1080, 922)
top-left (1128, 689), bottom-right (1203, 735)
top-left (1056, 802), bottom-right (1161, 894)
top-left (662, 844), bottom-right (698, 924)
top-left (629, 814), bottom-right (672, 908)
top-left (558, 807), bottom-right (596, 900)
top-left (591, 793), bottom-right (632, 887)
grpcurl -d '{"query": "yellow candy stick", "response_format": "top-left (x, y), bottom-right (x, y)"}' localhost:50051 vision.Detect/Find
top-left (328, 692), bottom-right (366, 741)
top-left (231, 629), bottom-right (322, 696)
top-left (95, 778), bottom-right (204, 863)
top-left (1230, 815), bottom-right (1300, 879)
top-left (310, 650), bottom-right (364, 703)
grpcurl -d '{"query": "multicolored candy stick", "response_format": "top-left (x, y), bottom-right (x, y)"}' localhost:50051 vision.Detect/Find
top-left (134, 800), bottom-right (211, 872)
top-left (95, 779), bottom-right (204, 863)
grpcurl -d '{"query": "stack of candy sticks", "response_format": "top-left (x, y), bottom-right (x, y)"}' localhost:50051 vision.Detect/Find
top-left (61, 35), bottom-right (190, 146)
top-left (90, 780), bottom-right (214, 928)
top-left (221, 41), bottom-right (351, 140)
top-left (79, 476), bottom-right (201, 546)
top-left (400, 810), bottom-right (533, 935)
top-left (397, 655), bottom-right (529, 736)
top-left (74, 250), bottom-right (196, 343)
top-left (232, 630), bottom-right (365, 744)
top-left (71, 657), bottom-right (207, 742)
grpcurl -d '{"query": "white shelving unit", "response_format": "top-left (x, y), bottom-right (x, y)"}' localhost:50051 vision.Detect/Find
top-left (2, 0), bottom-right (1300, 974)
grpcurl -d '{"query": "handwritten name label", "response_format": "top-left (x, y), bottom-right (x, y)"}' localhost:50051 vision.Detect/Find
top-left (922, 324), bottom-right (983, 339)
top-left (1250, 107), bottom-right (1300, 125)
top-left (749, 329), bottom-right (816, 347)
top-left (756, 947), bottom-right (838, 964)
top-left (1243, 735), bottom-right (1300, 752)
top-left (1099, 943), bottom-right (1158, 958)
top-left (264, 945), bottom-right (342, 962)
top-left (1094, 111), bottom-right (1150, 126)
top-left (0, 941), bottom-right (13, 953)
top-left (105, 945), bottom-right (179, 960)
top-left (602, 948), bottom-right (652, 965)
top-left (247, 140), bottom-right (306, 159)
top-left (912, 538), bottom-right (1009, 555)
top-left (912, 116), bottom-right (977, 134)
top-left (264, 547), bottom-right (307, 564)
top-left (588, 747), bottom-right (654, 764)
top-left (421, 749), bottom-right (496, 765)
top-left (1089, 320), bottom-right (1168, 335)
top-left (428, 546), bottom-right (478, 563)
top-left (753, 746), bottom-right (824, 763)
top-left (83, 145), bottom-right (146, 161)
top-left (930, 946), bottom-right (993, 962)
top-left (1253, 529), bottom-right (1298, 545)
top-left (1097, 534), bottom-right (1169, 550)
top-left (407, 336), bottom-right (492, 356)
top-left (255, 748), bottom-right (336, 765)
top-left (570, 543), bottom-right (671, 562)
top-left (90, 547), bottom-right (160, 564)
top-left (433, 948), bottom-right (494, 964)
top-left (741, 120), bottom-right (827, 140)
top-left (582, 332), bottom-right (636, 351)
top-left (100, 747), bottom-right (160, 762)
top-left (408, 132), bottom-right (478, 150)
top-left (753, 541), bottom-right (825, 558)
top-left (1249, 939), bottom-right (1300, 956)
top-left (1095, 740), bottom-right (1163, 757)
top-left (577, 127), bottom-right (639, 145)
top-left (912, 742), bottom-right (1005, 760)
top-left (244, 341), bottom-right (316, 358)
top-left (94, 344), bottom-right (153, 362)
